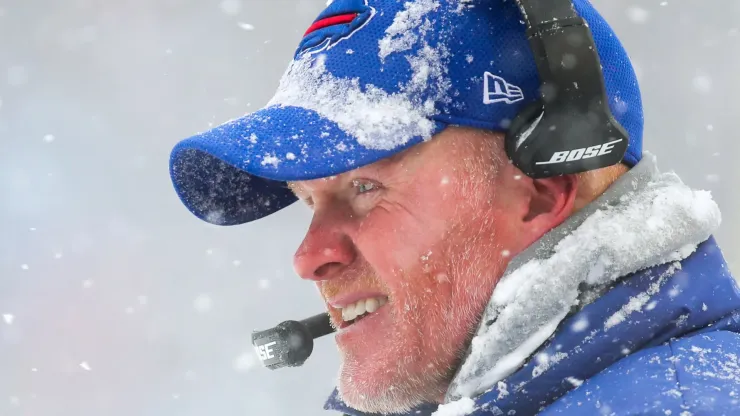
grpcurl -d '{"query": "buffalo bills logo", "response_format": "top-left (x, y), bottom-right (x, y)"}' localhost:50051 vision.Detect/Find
top-left (297, 0), bottom-right (375, 56)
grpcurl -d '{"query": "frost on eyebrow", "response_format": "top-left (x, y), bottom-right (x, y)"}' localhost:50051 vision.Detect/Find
top-left (286, 182), bottom-right (307, 199)
top-left (287, 182), bottom-right (322, 209)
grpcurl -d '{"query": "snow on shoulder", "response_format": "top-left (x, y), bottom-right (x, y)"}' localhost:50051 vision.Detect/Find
top-left (433, 397), bottom-right (476, 416)
top-left (445, 155), bottom-right (721, 404)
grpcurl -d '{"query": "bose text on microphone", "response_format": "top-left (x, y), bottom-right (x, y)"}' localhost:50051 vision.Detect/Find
top-left (251, 313), bottom-right (335, 370)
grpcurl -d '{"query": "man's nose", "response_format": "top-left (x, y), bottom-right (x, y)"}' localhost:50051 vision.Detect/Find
top-left (293, 212), bottom-right (357, 281)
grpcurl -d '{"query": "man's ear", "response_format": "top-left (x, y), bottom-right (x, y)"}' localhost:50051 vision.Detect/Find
top-left (522, 174), bottom-right (579, 237)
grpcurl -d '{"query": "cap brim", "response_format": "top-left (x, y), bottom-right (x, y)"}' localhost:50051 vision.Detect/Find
top-left (169, 105), bottom-right (446, 226)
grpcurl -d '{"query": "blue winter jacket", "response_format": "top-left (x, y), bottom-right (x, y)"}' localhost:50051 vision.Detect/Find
top-left (325, 156), bottom-right (740, 416)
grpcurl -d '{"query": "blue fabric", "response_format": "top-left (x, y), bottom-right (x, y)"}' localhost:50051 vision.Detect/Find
top-left (325, 237), bottom-right (740, 415)
top-left (169, 0), bottom-right (644, 226)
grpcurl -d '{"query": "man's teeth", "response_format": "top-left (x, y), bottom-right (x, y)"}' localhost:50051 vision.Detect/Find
top-left (340, 296), bottom-right (388, 322)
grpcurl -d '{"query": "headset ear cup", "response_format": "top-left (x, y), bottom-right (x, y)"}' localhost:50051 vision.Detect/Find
top-left (505, 101), bottom-right (545, 166)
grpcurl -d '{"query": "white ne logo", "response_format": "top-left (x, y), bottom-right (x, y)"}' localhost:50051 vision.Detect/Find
top-left (256, 341), bottom-right (277, 361)
top-left (535, 139), bottom-right (623, 165)
top-left (483, 72), bottom-right (524, 105)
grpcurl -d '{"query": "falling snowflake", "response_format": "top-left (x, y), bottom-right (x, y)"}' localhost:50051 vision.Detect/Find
top-left (194, 294), bottom-right (213, 313)
top-left (571, 316), bottom-right (589, 332)
top-left (219, 0), bottom-right (241, 15)
top-left (233, 352), bottom-right (256, 372)
top-left (626, 6), bottom-right (650, 24)
top-left (692, 75), bottom-right (712, 94)
top-left (565, 377), bottom-right (583, 387)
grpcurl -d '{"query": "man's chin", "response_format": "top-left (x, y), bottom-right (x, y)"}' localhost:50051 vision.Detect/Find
top-left (336, 356), bottom-right (448, 414)
top-left (337, 367), bottom-right (423, 415)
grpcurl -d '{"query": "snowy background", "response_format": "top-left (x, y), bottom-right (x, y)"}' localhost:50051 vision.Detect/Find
top-left (0, 0), bottom-right (738, 415)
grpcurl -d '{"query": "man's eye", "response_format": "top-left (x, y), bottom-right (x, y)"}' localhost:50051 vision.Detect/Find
top-left (352, 179), bottom-right (378, 194)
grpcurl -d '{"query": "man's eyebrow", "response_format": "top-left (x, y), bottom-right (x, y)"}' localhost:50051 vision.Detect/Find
top-left (287, 182), bottom-right (314, 201)
top-left (285, 159), bottom-right (394, 197)
top-left (286, 182), bottom-right (303, 197)
top-left (287, 182), bottom-right (315, 207)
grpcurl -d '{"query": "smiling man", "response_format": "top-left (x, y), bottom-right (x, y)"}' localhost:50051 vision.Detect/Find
top-left (169, 0), bottom-right (740, 415)
top-left (288, 126), bottom-right (592, 412)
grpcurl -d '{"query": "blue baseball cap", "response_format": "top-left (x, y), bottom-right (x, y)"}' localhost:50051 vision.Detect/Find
top-left (169, 0), bottom-right (643, 226)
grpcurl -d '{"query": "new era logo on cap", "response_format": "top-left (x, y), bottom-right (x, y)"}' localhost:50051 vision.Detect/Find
top-left (483, 72), bottom-right (524, 105)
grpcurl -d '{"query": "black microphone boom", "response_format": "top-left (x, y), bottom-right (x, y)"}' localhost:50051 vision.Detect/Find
top-left (251, 313), bottom-right (336, 370)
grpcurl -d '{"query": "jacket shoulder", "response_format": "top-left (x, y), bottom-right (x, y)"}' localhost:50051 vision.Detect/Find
top-left (539, 330), bottom-right (740, 416)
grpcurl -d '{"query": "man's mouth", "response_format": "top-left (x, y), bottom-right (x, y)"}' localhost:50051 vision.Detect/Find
top-left (335, 296), bottom-right (389, 328)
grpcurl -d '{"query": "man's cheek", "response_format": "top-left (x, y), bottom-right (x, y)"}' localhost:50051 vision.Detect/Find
top-left (358, 210), bottom-right (433, 265)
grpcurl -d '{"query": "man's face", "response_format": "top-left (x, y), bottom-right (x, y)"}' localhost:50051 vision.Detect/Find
top-left (290, 127), bottom-right (531, 414)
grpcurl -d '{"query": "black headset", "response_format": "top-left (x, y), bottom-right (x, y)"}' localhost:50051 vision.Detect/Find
top-left (252, 0), bottom-right (631, 370)
top-left (506, 0), bottom-right (630, 179)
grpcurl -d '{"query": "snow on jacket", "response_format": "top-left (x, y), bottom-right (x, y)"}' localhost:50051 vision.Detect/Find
top-left (325, 154), bottom-right (740, 416)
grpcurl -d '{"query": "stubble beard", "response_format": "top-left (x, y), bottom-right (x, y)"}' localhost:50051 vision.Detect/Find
top-left (335, 239), bottom-right (497, 414)
top-left (336, 155), bottom-right (503, 414)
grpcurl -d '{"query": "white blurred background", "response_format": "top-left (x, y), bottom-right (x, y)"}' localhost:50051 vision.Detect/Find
top-left (0, 1), bottom-right (738, 415)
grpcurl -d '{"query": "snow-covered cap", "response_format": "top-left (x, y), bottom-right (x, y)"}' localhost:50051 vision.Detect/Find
top-left (169, 0), bottom-right (643, 226)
